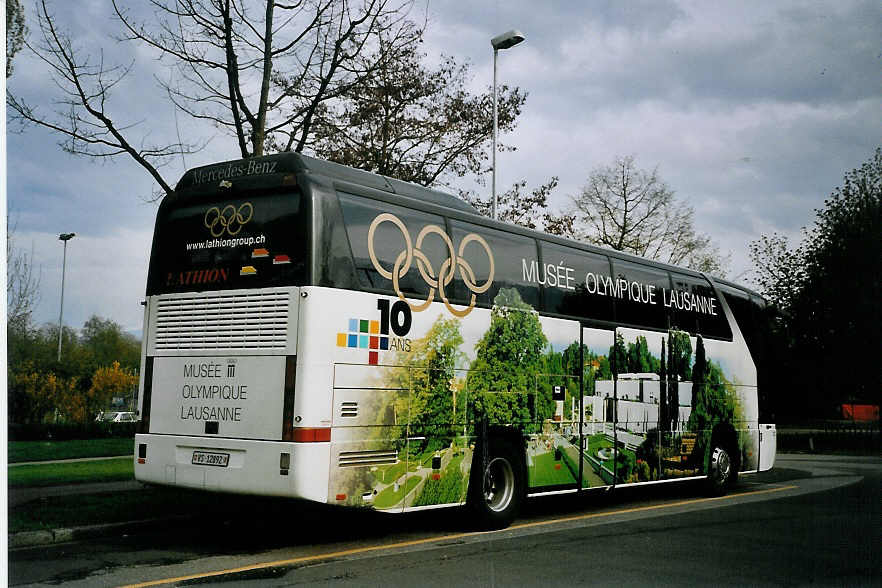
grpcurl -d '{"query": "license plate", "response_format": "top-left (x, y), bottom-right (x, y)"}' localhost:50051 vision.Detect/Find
top-left (192, 450), bottom-right (230, 467)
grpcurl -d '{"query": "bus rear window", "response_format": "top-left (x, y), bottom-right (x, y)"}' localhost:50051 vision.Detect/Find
top-left (146, 191), bottom-right (307, 295)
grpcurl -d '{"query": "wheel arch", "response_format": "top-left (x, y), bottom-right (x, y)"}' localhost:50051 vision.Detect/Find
top-left (711, 422), bottom-right (741, 471)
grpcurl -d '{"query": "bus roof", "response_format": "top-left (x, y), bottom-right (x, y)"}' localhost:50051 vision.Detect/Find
top-left (174, 152), bottom-right (742, 286)
top-left (175, 152), bottom-right (479, 215)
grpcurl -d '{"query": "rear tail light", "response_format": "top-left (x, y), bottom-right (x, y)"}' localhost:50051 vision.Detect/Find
top-left (292, 427), bottom-right (331, 442)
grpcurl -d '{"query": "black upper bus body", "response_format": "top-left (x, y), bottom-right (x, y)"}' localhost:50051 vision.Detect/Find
top-left (148, 152), bottom-right (768, 358)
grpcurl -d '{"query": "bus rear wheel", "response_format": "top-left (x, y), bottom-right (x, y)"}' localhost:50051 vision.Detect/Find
top-left (469, 441), bottom-right (523, 529)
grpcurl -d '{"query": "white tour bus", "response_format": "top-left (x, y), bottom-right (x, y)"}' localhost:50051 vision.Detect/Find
top-left (135, 153), bottom-right (776, 528)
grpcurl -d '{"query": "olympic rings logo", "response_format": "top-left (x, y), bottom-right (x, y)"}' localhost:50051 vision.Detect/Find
top-left (367, 213), bottom-right (494, 318)
top-left (204, 202), bottom-right (254, 237)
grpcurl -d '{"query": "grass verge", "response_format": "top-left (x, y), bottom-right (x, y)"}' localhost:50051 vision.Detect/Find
top-left (9, 438), bottom-right (134, 463)
top-left (8, 488), bottom-right (208, 533)
top-left (8, 457), bottom-right (134, 487)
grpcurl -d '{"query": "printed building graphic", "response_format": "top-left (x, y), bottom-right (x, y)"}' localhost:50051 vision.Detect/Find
top-left (594, 373), bottom-right (694, 435)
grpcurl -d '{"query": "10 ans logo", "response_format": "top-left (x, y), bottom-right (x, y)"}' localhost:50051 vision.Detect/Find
top-left (336, 299), bottom-right (413, 365)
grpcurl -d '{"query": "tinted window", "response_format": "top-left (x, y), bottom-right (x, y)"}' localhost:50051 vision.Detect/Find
top-left (610, 260), bottom-right (671, 330)
top-left (338, 192), bottom-right (450, 303)
top-left (670, 273), bottom-right (732, 340)
top-left (146, 191), bottom-right (306, 295)
top-left (719, 284), bottom-right (764, 351)
top-left (448, 220), bottom-right (539, 310)
top-left (539, 241), bottom-right (614, 322)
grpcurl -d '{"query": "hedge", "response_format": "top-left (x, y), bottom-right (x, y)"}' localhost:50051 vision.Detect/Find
top-left (8, 421), bottom-right (137, 441)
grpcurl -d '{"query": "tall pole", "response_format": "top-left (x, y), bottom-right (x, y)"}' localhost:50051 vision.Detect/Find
top-left (57, 233), bottom-right (75, 361)
top-left (492, 48), bottom-right (499, 220)
top-left (489, 30), bottom-right (524, 222)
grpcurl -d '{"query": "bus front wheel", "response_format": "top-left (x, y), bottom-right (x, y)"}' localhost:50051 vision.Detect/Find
top-left (469, 441), bottom-right (523, 529)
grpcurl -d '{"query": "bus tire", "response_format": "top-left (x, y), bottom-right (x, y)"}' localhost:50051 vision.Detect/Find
top-left (469, 441), bottom-right (524, 529)
top-left (707, 444), bottom-right (734, 496)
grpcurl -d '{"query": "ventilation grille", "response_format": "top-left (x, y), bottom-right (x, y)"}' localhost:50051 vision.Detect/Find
top-left (340, 402), bottom-right (358, 418)
top-left (154, 291), bottom-right (290, 350)
top-left (338, 450), bottom-right (398, 468)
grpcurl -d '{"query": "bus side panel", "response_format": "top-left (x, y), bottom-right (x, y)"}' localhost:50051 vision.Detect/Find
top-left (316, 288), bottom-right (482, 511)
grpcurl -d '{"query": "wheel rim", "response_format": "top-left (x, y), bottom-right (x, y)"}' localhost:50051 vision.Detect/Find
top-left (711, 447), bottom-right (731, 486)
top-left (483, 457), bottom-right (515, 513)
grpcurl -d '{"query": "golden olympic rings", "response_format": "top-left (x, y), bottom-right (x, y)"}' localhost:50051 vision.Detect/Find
top-left (367, 213), bottom-right (494, 317)
top-left (204, 202), bottom-right (253, 237)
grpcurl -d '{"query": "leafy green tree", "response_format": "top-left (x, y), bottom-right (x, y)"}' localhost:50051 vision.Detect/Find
top-left (310, 36), bottom-right (525, 188)
top-left (664, 329), bottom-right (691, 431)
top-left (691, 335), bottom-right (707, 410)
top-left (467, 288), bottom-right (548, 430)
top-left (667, 330), bottom-right (692, 381)
top-left (7, 315), bottom-right (141, 424)
top-left (81, 316), bottom-right (141, 371)
top-left (6, 0), bottom-right (27, 77)
top-left (658, 338), bottom-right (667, 430)
top-left (749, 147), bottom-right (882, 419)
top-left (748, 233), bottom-right (805, 314)
top-left (87, 361), bottom-right (139, 422)
top-left (385, 315), bottom-right (464, 453)
top-left (687, 360), bottom-right (739, 470)
top-left (609, 332), bottom-right (627, 377)
top-left (615, 449), bottom-right (635, 482)
top-left (595, 354), bottom-right (612, 382)
top-left (626, 335), bottom-right (658, 374)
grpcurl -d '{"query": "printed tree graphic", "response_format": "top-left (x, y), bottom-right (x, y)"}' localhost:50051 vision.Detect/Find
top-left (466, 288), bottom-right (550, 431)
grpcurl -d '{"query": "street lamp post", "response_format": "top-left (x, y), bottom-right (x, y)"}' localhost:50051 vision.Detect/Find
top-left (491, 29), bottom-right (525, 221)
top-left (57, 232), bottom-right (75, 361)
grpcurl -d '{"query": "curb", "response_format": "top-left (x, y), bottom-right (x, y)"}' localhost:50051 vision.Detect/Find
top-left (9, 515), bottom-right (195, 549)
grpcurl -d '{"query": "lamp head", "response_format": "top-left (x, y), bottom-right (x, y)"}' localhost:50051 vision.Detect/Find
top-left (59, 233), bottom-right (76, 241)
top-left (491, 30), bottom-right (525, 51)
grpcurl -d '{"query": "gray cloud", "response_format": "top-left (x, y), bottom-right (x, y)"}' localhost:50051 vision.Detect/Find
top-left (6, 0), bottom-right (881, 330)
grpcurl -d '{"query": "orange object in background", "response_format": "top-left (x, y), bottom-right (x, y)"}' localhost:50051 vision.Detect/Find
top-left (841, 404), bottom-right (880, 421)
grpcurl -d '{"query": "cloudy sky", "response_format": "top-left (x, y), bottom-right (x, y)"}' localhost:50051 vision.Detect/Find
top-left (6, 0), bottom-right (881, 335)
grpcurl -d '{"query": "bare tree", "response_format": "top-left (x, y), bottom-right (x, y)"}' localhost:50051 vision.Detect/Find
top-left (307, 34), bottom-right (525, 187)
top-left (7, 0), bottom-right (420, 198)
top-left (6, 222), bottom-right (41, 332)
top-left (6, 0), bottom-right (27, 77)
top-left (570, 155), bottom-right (729, 275)
top-left (463, 177), bottom-right (576, 237)
top-left (7, 0), bottom-right (202, 197)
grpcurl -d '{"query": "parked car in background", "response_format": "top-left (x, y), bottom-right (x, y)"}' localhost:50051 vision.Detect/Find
top-left (96, 411), bottom-right (138, 423)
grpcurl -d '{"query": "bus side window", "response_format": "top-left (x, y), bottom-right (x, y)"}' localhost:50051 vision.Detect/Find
top-left (539, 241), bottom-right (614, 323)
top-left (719, 285), bottom-right (753, 345)
top-left (670, 273), bottom-right (732, 340)
top-left (337, 192), bottom-right (449, 300)
top-left (611, 260), bottom-right (671, 331)
top-left (448, 220), bottom-right (540, 311)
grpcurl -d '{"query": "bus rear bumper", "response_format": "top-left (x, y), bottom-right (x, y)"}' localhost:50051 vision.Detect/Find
top-left (134, 433), bottom-right (330, 503)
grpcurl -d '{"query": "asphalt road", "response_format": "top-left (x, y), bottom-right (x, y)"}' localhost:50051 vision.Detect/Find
top-left (9, 454), bottom-right (881, 587)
